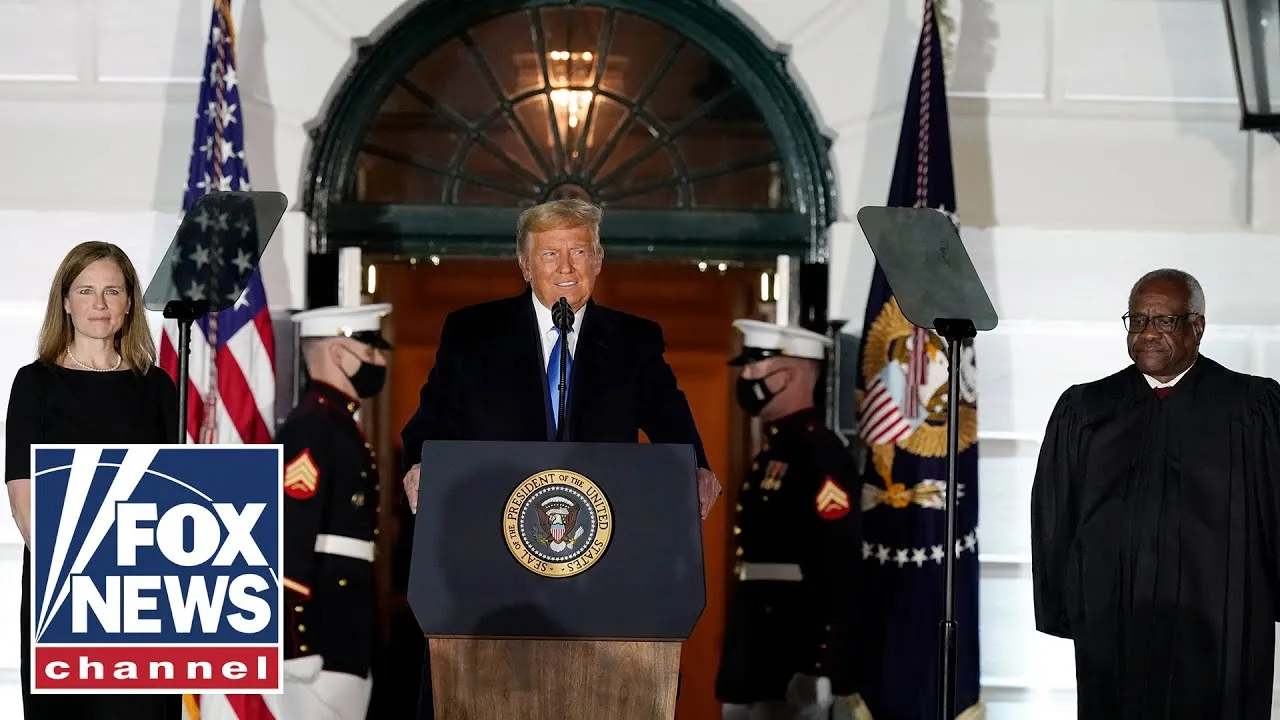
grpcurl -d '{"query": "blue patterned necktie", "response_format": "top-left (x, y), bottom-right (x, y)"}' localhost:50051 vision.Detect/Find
top-left (547, 327), bottom-right (573, 431)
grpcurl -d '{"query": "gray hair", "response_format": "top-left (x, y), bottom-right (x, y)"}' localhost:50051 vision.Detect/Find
top-left (514, 199), bottom-right (604, 263)
top-left (1129, 268), bottom-right (1206, 315)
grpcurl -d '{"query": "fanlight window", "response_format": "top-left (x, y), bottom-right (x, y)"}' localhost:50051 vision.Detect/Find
top-left (354, 6), bottom-right (788, 211)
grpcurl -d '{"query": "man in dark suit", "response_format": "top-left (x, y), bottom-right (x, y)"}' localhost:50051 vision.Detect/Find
top-left (398, 198), bottom-right (721, 720)
top-left (399, 198), bottom-right (722, 517)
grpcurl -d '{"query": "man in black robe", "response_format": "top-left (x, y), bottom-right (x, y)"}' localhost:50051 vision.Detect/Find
top-left (1031, 268), bottom-right (1280, 720)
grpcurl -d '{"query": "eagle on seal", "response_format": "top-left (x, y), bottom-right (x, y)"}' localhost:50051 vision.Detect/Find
top-left (537, 497), bottom-right (580, 544)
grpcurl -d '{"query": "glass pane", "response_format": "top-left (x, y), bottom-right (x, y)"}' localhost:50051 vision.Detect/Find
top-left (467, 10), bottom-right (541, 98)
top-left (398, 37), bottom-right (499, 126)
top-left (689, 161), bottom-right (788, 211)
top-left (603, 188), bottom-right (679, 209)
top-left (597, 145), bottom-right (680, 207)
top-left (457, 139), bottom-right (542, 203)
top-left (352, 6), bottom-right (785, 212)
top-left (574, 95), bottom-right (633, 176)
top-left (596, 11), bottom-right (669, 99)
top-left (364, 104), bottom-right (462, 175)
top-left (511, 95), bottom-right (559, 174)
top-left (355, 151), bottom-right (445, 204)
top-left (478, 116), bottom-right (547, 184)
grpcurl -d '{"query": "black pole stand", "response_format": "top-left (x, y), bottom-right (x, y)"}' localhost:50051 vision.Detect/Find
top-left (853, 204), bottom-right (998, 720)
top-left (163, 299), bottom-right (205, 445)
top-left (933, 317), bottom-right (976, 720)
top-left (552, 297), bottom-right (574, 442)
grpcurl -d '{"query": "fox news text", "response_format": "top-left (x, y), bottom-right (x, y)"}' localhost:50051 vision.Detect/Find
top-left (30, 444), bottom-right (284, 694)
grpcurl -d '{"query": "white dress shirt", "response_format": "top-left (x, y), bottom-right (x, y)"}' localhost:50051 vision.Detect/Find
top-left (1143, 360), bottom-right (1194, 389)
top-left (531, 293), bottom-right (586, 369)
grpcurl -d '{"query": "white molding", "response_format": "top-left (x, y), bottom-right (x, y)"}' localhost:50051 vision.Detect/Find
top-left (977, 431), bottom-right (1043, 444)
top-left (979, 554), bottom-right (1032, 567)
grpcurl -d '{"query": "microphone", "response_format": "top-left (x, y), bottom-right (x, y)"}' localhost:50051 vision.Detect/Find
top-left (552, 296), bottom-right (574, 331)
top-left (552, 297), bottom-right (573, 441)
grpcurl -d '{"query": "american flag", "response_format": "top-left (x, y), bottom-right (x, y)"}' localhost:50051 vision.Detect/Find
top-left (852, 1), bottom-right (982, 718)
top-left (164, 2), bottom-right (278, 719)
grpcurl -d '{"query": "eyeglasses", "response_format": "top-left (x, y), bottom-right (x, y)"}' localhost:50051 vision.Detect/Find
top-left (1122, 313), bottom-right (1196, 334)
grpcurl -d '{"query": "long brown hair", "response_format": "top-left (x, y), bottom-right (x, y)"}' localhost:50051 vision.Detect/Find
top-left (37, 242), bottom-right (157, 374)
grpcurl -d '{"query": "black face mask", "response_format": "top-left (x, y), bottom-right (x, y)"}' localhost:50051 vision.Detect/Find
top-left (344, 350), bottom-right (387, 398)
top-left (735, 370), bottom-right (786, 416)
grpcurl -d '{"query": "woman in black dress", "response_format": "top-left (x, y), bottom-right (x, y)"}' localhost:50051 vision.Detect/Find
top-left (4, 241), bottom-right (182, 720)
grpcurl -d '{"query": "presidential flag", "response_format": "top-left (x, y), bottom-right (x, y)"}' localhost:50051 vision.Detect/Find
top-left (853, 1), bottom-right (982, 718)
top-left (160, 2), bottom-right (280, 719)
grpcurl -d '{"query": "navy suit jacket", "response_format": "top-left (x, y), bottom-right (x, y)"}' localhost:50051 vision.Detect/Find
top-left (400, 288), bottom-right (709, 471)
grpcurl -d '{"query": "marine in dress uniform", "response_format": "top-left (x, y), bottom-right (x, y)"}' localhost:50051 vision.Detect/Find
top-left (278, 303), bottom-right (393, 720)
top-left (716, 320), bottom-right (867, 720)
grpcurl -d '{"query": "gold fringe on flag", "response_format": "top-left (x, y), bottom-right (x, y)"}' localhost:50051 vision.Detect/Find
top-left (933, 0), bottom-right (958, 86)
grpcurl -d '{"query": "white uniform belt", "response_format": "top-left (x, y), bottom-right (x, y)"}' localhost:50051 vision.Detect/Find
top-left (314, 534), bottom-right (375, 562)
top-left (736, 562), bottom-right (803, 582)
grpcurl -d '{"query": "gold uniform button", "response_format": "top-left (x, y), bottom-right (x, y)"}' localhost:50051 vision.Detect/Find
top-left (770, 426), bottom-right (778, 435)
top-left (299, 645), bottom-right (309, 653)
top-left (347, 402), bottom-right (356, 412)
top-left (373, 528), bottom-right (380, 535)
top-left (298, 625), bottom-right (306, 633)
top-left (294, 605), bottom-right (304, 613)
top-left (361, 471), bottom-right (368, 478)
top-left (338, 578), bottom-right (348, 587)
top-left (735, 547), bottom-right (743, 557)
top-left (733, 526), bottom-right (741, 535)
top-left (735, 503), bottom-right (743, 512)
top-left (351, 492), bottom-right (365, 507)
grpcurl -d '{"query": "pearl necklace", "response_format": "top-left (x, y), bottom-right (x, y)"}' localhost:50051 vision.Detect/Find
top-left (66, 348), bottom-right (122, 372)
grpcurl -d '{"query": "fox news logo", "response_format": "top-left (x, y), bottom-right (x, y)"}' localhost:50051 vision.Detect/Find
top-left (30, 444), bottom-right (283, 694)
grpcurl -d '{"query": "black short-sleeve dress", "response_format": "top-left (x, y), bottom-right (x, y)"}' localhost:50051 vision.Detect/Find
top-left (4, 360), bottom-right (182, 720)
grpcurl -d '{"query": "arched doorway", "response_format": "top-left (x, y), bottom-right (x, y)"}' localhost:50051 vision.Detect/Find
top-left (302, 2), bottom-right (836, 718)
top-left (305, 0), bottom-right (834, 264)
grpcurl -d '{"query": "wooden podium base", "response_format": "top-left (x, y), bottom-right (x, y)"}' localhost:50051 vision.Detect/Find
top-left (428, 637), bottom-right (682, 720)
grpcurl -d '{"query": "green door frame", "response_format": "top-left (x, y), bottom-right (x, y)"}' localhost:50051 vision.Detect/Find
top-left (303, 0), bottom-right (837, 269)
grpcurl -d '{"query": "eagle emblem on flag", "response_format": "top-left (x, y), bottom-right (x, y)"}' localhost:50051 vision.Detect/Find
top-left (855, 294), bottom-right (978, 499)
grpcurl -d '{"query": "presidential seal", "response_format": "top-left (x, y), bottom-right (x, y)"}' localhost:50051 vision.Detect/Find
top-left (855, 294), bottom-right (978, 511)
top-left (503, 469), bottom-right (613, 578)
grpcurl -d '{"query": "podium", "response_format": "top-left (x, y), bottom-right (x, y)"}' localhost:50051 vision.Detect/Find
top-left (408, 440), bottom-right (707, 720)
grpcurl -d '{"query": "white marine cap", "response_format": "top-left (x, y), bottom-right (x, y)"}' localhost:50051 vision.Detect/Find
top-left (729, 318), bottom-right (832, 365)
top-left (290, 303), bottom-right (394, 350)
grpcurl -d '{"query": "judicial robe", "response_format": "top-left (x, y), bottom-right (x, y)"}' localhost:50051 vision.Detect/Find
top-left (1031, 356), bottom-right (1280, 720)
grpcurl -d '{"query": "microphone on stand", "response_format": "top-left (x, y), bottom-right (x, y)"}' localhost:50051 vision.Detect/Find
top-left (552, 297), bottom-right (574, 441)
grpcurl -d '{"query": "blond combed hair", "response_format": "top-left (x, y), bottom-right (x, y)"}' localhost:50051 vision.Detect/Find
top-left (515, 198), bottom-right (604, 262)
top-left (37, 241), bottom-right (157, 374)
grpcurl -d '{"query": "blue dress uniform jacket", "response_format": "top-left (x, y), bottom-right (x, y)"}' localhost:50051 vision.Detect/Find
top-left (716, 407), bottom-right (863, 703)
top-left (278, 381), bottom-right (381, 678)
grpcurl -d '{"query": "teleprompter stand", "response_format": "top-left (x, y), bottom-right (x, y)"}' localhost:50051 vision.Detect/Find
top-left (142, 190), bottom-right (288, 442)
top-left (407, 440), bottom-right (706, 720)
top-left (856, 206), bottom-right (999, 720)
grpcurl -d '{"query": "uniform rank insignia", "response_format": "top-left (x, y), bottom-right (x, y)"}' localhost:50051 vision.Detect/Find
top-left (762, 460), bottom-right (788, 490)
top-left (816, 476), bottom-right (851, 520)
top-left (284, 450), bottom-right (320, 500)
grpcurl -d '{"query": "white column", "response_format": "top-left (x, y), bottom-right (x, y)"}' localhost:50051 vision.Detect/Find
top-left (337, 247), bottom-right (363, 307)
